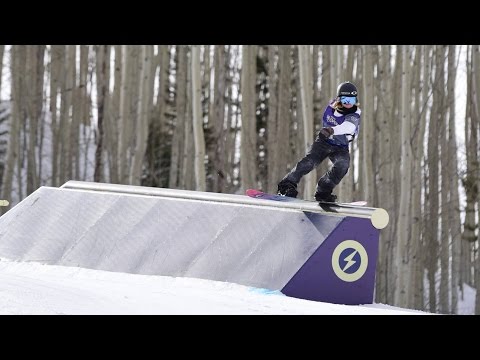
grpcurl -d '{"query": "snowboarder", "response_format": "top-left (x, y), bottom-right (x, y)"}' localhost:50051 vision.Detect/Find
top-left (277, 81), bottom-right (361, 203)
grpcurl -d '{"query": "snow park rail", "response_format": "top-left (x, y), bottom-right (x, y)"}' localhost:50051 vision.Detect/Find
top-left (0, 181), bottom-right (389, 305)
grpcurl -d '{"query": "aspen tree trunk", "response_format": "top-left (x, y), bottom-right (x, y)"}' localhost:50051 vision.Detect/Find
top-left (312, 45), bottom-right (320, 127)
top-left (156, 45), bottom-right (169, 186)
top-left (73, 45), bottom-right (89, 181)
top-left (105, 45), bottom-right (121, 183)
top-left (1, 46), bottom-right (22, 207)
top-left (320, 46), bottom-right (331, 106)
top-left (361, 46), bottom-right (375, 203)
top-left (410, 45), bottom-right (429, 310)
top-left (202, 45), bottom-right (211, 119)
top-left (50, 45), bottom-right (64, 187)
top-left (182, 56), bottom-right (195, 191)
top-left (462, 45), bottom-right (475, 287)
top-left (25, 45), bottom-right (45, 195)
top-left (273, 46), bottom-right (292, 193)
top-left (438, 45), bottom-right (450, 314)
top-left (170, 46), bottom-right (187, 188)
top-left (16, 46), bottom-right (27, 200)
top-left (386, 46), bottom-right (403, 305)
top-left (395, 45), bottom-right (412, 308)
top-left (417, 45), bottom-right (431, 310)
top-left (472, 45), bottom-right (480, 314)
top-left (36, 45), bottom-right (45, 184)
top-left (94, 45), bottom-right (110, 182)
top-left (191, 46), bottom-right (206, 191)
top-left (204, 46), bottom-right (216, 191)
top-left (200, 46), bottom-right (213, 190)
top-left (157, 45), bottom-right (169, 178)
top-left (336, 45), bottom-right (343, 82)
top-left (447, 45), bottom-right (462, 314)
top-left (255, 46), bottom-right (269, 191)
top-left (37, 46), bottom-right (47, 183)
top-left (224, 74), bottom-right (234, 192)
top-left (58, 45), bottom-right (75, 184)
top-left (130, 45), bottom-right (152, 185)
top-left (345, 46), bottom-right (355, 81)
top-left (439, 46), bottom-right (453, 314)
top-left (232, 105), bottom-right (241, 189)
top-left (427, 46), bottom-right (443, 313)
top-left (109, 45), bottom-right (121, 184)
top-left (144, 45), bottom-right (169, 187)
top-left (240, 45), bottom-right (257, 191)
top-left (292, 48), bottom-right (304, 186)
top-left (169, 46), bottom-right (180, 188)
top-left (267, 45), bottom-right (278, 192)
top-left (211, 46), bottom-right (227, 192)
top-left (0, 45), bottom-right (4, 99)
top-left (330, 45), bottom-right (338, 94)
top-left (298, 45), bottom-right (315, 200)
top-left (225, 46), bottom-right (241, 192)
top-left (118, 45), bottom-right (134, 184)
top-left (408, 45), bottom-right (421, 310)
top-left (356, 47), bottom-right (365, 197)
top-left (438, 51), bottom-right (452, 314)
top-left (67, 45), bottom-right (76, 181)
top-left (70, 45), bottom-right (80, 181)
top-left (86, 53), bottom-right (95, 180)
top-left (436, 45), bottom-right (453, 313)
top-left (375, 45), bottom-right (393, 303)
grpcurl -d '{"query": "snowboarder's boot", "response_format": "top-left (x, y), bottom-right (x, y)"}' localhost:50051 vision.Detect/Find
top-left (314, 192), bottom-right (337, 203)
top-left (277, 179), bottom-right (298, 198)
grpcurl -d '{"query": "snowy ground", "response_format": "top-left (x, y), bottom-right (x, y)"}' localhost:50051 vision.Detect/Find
top-left (0, 258), bottom-right (430, 315)
top-left (457, 284), bottom-right (476, 315)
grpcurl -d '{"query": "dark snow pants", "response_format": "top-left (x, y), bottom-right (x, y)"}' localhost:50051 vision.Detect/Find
top-left (283, 135), bottom-right (350, 196)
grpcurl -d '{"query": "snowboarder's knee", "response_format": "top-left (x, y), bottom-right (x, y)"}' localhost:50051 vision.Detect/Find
top-left (334, 159), bottom-right (350, 174)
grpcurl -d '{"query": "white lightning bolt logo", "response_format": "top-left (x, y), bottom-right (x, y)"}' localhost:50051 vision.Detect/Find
top-left (342, 250), bottom-right (358, 272)
top-left (332, 241), bottom-right (368, 282)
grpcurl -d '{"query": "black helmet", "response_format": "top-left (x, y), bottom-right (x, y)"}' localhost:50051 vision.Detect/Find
top-left (337, 81), bottom-right (358, 97)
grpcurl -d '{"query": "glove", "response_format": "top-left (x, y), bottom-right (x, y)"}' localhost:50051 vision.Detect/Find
top-left (319, 127), bottom-right (334, 138)
top-left (277, 179), bottom-right (298, 198)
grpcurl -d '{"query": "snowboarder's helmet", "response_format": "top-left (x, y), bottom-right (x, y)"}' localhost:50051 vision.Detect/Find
top-left (337, 81), bottom-right (358, 97)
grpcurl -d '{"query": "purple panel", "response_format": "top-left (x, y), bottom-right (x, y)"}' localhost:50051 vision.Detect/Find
top-left (282, 217), bottom-right (380, 305)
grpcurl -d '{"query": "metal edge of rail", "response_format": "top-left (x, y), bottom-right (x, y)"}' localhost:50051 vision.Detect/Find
top-left (60, 181), bottom-right (389, 230)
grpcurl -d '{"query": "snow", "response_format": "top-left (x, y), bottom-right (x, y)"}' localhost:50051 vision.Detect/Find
top-left (457, 283), bottom-right (476, 315)
top-left (0, 258), bottom-right (429, 315)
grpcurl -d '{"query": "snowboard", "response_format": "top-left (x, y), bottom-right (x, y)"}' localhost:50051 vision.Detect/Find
top-left (245, 189), bottom-right (367, 207)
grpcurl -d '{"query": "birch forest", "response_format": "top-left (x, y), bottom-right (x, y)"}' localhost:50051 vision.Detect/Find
top-left (0, 45), bottom-right (479, 314)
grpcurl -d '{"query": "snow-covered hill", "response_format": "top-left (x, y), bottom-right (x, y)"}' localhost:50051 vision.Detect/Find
top-left (0, 259), bottom-right (429, 315)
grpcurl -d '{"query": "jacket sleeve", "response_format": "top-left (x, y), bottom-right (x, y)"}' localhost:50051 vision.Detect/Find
top-left (332, 121), bottom-right (356, 135)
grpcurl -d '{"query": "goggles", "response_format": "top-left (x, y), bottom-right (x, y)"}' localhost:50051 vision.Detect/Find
top-left (340, 96), bottom-right (356, 105)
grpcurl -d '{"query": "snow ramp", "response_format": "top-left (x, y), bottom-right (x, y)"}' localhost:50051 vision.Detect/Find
top-left (0, 181), bottom-right (389, 305)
